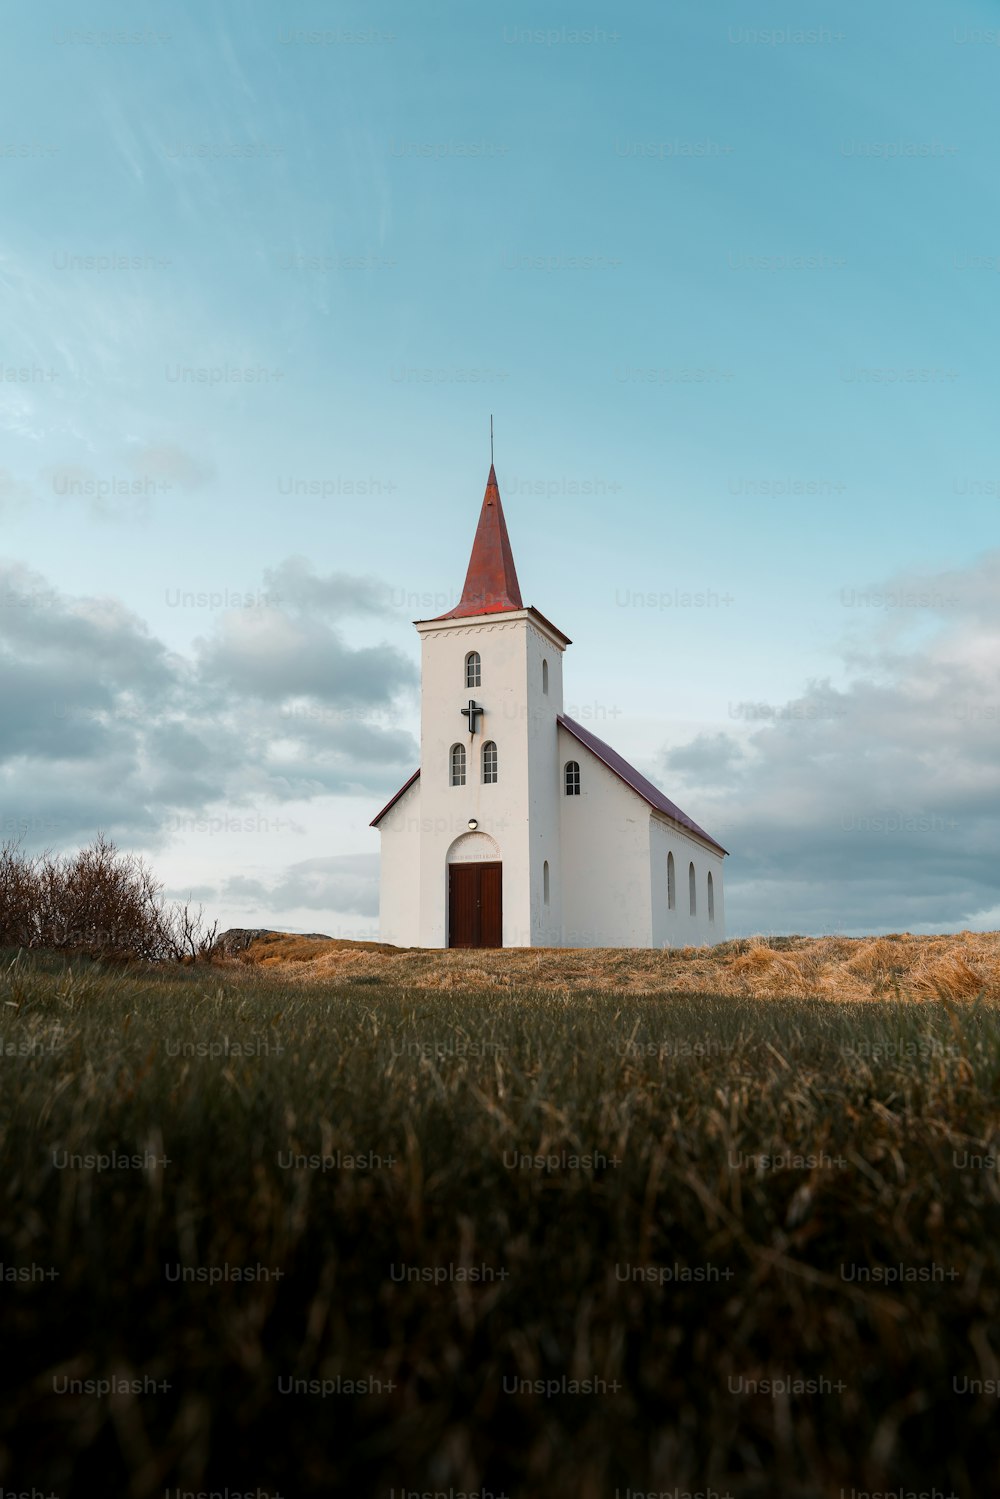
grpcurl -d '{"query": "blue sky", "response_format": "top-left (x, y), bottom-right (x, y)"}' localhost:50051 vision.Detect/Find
top-left (2, 0), bottom-right (999, 938)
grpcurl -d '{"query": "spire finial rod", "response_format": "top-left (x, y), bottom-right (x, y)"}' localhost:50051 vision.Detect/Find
top-left (490, 414), bottom-right (494, 467)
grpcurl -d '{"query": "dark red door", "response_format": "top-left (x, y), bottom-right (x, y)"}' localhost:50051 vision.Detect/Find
top-left (479, 863), bottom-right (502, 947)
top-left (448, 862), bottom-right (502, 948)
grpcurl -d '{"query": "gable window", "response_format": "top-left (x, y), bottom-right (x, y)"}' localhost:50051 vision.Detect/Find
top-left (450, 743), bottom-right (466, 786)
top-left (542, 658), bottom-right (549, 694)
top-left (565, 760), bottom-right (580, 796)
top-left (465, 651), bottom-right (481, 688)
top-left (708, 871), bottom-right (715, 921)
top-left (482, 740), bottom-right (498, 784)
top-left (689, 861), bottom-right (697, 916)
top-left (667, 851), bottom-right (675, 911)
top-left (543, 860), bottom-right (550, 905)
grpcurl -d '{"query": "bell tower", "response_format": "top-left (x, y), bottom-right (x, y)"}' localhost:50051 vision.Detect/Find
top-left (413, 465), bottom-right (571, 947)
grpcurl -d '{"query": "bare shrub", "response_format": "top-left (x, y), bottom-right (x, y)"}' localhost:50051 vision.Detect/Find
top-left (0, 834), bottom-right (217, 962)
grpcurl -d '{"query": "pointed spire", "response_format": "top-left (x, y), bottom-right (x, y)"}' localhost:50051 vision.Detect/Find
top-left (435, 465), bottom-right (523, 619)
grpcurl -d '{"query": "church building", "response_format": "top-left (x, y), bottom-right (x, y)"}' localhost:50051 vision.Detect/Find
top-left (371, 464), bottom-right (727, 948)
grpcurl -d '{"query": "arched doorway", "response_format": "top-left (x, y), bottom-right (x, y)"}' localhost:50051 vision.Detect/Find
top-left (446, 832), bottom-right (502, 948)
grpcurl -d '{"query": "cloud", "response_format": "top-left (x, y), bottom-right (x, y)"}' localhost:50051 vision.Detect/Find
top-left (0, 557), bottom-right (417, 853)
top-left (125, 441), bottom-right (215, 490)
top-left (194, 589), bottom-right (416, 704)
top-left (220, 854), bottom-right (379, 918)
top-left (664, 731), bottom-right (745, 780)
top-left (1, 562), bottom-right (173, 685)
top-left (261, 555), bottom-right (395, 617)
top-left (658, 551), bottom-right (1000, 935)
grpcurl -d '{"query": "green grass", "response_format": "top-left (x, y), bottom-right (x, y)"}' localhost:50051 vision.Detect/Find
top-left (1, 948), bottom-right (999, 1498)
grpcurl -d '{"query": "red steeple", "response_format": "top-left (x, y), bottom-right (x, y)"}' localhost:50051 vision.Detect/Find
top-left (434, 464), bottom-right (523, 619)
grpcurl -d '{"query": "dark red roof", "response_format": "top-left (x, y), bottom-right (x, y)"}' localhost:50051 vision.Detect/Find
top-left (369, 769), bottom-right (420, 828)
top-left (558, 714), bottom-right (728, 855)
top-left (433, 464), bottom-right (523, 619)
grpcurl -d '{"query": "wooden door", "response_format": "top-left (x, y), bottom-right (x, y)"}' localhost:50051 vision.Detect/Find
top-left (479, 862), bottom-right (502, 947)
top-left (448, 862), bottom-right (502, 948)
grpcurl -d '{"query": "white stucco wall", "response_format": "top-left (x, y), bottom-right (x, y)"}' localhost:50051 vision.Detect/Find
top-left (376, 776), bottom-right (422, 947)
top-left (557, 725), bottom-right (653, 947)
top-left (524, 622), bottom-right (564, 945)
top-left (648, 814), bottom-right (726, 947)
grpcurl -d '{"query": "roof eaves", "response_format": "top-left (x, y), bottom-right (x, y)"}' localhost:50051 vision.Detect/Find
top-left (370, 768), bottom-right (421, 828)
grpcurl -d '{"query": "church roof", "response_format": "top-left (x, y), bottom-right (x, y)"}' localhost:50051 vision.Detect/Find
top-left (432, 464), bottom-right (524, 619)
top-left (558, 714), bottom-right (728, 855)
top-left (369, 768), bottom-right (420, 828)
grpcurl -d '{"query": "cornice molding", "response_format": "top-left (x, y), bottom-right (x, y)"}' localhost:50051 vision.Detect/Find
top-left (415, 617), bottom-right (522, 641)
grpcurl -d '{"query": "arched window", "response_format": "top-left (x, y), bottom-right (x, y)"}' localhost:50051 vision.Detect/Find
top-left (482, 740), bottom-right (498, 784)
top-left (542, 658), bottom-right (549, 694)
top-left (708, 871), bottom-right (715, 921)
top-left (667, 851), bottom-right (675, 911)
top-left (543, 860), bottom-right (550, 905)
top-left (565, 760), bottom-right (580, 796)
top-left (689, 861), bottom-right (697, 916)
top-left (450, 743), bottom-right (466, 786)
top-left (465, 651), bottom-right (481, 688)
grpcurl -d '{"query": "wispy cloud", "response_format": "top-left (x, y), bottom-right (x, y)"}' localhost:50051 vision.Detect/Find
top-left (661, 552), bottom-right (1000, 934)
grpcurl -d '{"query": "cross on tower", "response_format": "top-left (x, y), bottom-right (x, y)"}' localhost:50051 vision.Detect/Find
top-left (461, 699), bottom-right (483, 735)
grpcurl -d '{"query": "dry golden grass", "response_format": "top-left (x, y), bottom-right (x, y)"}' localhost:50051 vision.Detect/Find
top-left (219, 928), bottom-right (1000, 1004)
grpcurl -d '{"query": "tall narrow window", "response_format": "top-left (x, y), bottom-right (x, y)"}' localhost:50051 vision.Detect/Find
top-left (542, 658), bottom-right (549, 694)
top-left (465, 651), bottom-right (481, 688)
top-left (667, 851), bottom-right (675, 911)
top-left (689, 861), bottom-right (697, 916)
top-left (450, 743), bottom-right (466, 786)
top-left (482, 740), bottom-right (498, 784)
top-left (565, 760), bottom-right (580, 796)
top-left (543, 860), bottom-right (550, 905)
top-left (708, 871), bottom-right (715, 921)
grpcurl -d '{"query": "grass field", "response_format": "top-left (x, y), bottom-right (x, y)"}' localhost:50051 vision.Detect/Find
top-left (1, 937), bottom-right (999, 1498)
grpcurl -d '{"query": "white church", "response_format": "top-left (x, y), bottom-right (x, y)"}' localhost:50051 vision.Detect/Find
top-left (371, 464), bottom-right (727, 948)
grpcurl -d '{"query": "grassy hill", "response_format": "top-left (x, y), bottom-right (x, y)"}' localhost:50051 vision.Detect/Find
top-left (217, 926), bottom-right (1000, 1002)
